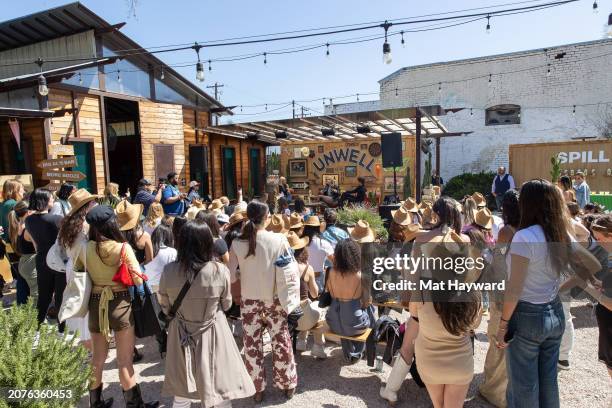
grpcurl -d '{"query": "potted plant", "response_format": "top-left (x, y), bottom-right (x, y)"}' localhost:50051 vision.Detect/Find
top-left (336, 204), bottom-right (388, 241)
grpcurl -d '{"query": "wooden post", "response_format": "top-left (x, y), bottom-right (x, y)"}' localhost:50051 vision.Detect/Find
top-left (415, 108), bottom-right (422, 202)
top-left (435, 136), bottom-right (441, 178)
top-left (99, 95), bottom-right (110, 184)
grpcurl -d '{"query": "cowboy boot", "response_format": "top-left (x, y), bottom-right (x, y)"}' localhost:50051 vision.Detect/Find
top-left (89, 384), bottom-right (113, 408)
top-left (379, 355), bottom-right (410, 405)
top-left (123, 383), bottom-right (159, 408)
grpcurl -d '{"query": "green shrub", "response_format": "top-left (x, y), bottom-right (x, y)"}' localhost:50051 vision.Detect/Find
top-left (442, 171), bottom-right (496, 208)
top-left (0, 303), bottom-right (91, 408)
top-left (336, 204), bottom-right (388, 240)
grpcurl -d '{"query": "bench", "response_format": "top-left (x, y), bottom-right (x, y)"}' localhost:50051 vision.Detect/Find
top-left (313, 321), bottom-right (372, 343)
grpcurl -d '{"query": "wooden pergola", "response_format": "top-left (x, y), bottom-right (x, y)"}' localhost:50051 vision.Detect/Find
top-left (207, 105), bottom-right (469, 200)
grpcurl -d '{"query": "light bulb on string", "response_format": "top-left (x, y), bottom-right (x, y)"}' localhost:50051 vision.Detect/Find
top-left (395, 88), bottom-right (398, 97)
top-left (193, 42), bottom-right (205, 82)
top-left (160, 67), bottom-right (165, 80)
top-left (400, 31), bottom-right (405, 48)
top-left (356, 93), bottom-right (360, 102)
top-left (265, 104), bottom-right (268, 111)
top-left (488, 74), bottom-right (492, 85)
top-left (263, 52), bottom-right (267, 65)
top-left (382, 20), bottom-right (392, 64)
top-left (438, 82), bottom-right (442, 93)
top-left (326, 43), bottom-right (330, 58)
top-left (607, 13), bottom-right (612, 38)
top-left (547, 64), bottom-right (551, 76)
top-left (240, 105), bottom-right (243, 112)
top-left (593, 1), bottom-right (598, 13)
top-left (572, 105), bottom-right (576, 115)
top-left (208, 60), bottom-right (212, 72)
top-left (486, 15), bottom-right (491, 34)
top-left (37, 75), bottom-right (48, 96)
top-left (117, 70), bottom-right (122, 83)
top-left (78, 72), bottom-right (83, 85)
top-left (470, 108), bottom-right (473, 116)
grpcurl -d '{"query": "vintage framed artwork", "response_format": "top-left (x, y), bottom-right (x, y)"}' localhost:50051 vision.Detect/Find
top-left (289, 159), bottom-right (308, 178)
top-left (318, 145), bottom-right (324, 153)
top-left (384, 176), bottom-right (404, 192)
top-left (344, 165), bottom-right (357, 178)
top-left (360, 144), bottom-right (368, 150)
top-left (368, 142), bottom-right (382, 157)
top-left (322, 174), bottom-right (339, 186)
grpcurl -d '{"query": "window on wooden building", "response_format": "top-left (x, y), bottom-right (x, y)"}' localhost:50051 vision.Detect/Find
top-left (485, 104), bottom-right (521, 126)
top-left (221, 147), bottom-right (237, 199)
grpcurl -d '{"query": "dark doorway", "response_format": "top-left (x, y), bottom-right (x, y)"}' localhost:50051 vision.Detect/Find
top-left (249, 147), bottom-right (262, 196)
top-left (221, 146), bottom-right (237, 199)
top-left (189, 145), bottom-right (210, 198)
top-left (104, 98), bottom-right (143, 196)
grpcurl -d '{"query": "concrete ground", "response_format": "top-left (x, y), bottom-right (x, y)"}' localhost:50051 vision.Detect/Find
top-left (79, 300), bottom-right (610, 408)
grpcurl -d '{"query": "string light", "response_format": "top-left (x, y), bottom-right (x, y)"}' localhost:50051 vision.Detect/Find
top-left (400, 31), bottom-right (405, 48)
top-left (486, 14), bottom-right (491, 33)
top-left (263, 52), bottom-right (267, 65)
top-left (607, 13), bottom-right (612, 38)
top-left (208, 60), bottom-right (212, 71)
top-left (193, 42), bottom-right (205, 82)
top-left (488, 74), bottom-right (492, 85)
top-left (326, 43), bottom-right (330, 58)
top-left (438, 82), bottom-right (442, 93)
top-left (395, 87), bottom-right (398, 97)
top-left (592, 1), bottom-right (598, 13)
top-left (117, 70), bottom-right (122, 83)
top-left (470, 108), bottom-right (473, 115)
top-left (240, 105), bottom-right (243, 112)
top-left (382, 21), bottom-right (392, 65)
top-left (547, 63), bottom-right (551, 76)
top-left (160, 66), bottom-right (165, 80)
top-left (572, 105), bottom-right (576, 115)
top-left (78, 72), bottom-right (83, 85)
top-left (356, 93), bottom-right (360, 102)
top-left (35, 58), bottom-right (48, 96)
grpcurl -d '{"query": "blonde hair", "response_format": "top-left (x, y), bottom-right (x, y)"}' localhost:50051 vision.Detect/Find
top-left (2, 179), bottom-right (23, 201)
top-left (104, 182), bottom-right (119, 197)
top-left (145, 202), bottom-right (164, 227)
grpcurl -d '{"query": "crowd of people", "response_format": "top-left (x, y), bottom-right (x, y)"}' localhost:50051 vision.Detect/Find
top-left (0, 170), bottom-right (610, 408)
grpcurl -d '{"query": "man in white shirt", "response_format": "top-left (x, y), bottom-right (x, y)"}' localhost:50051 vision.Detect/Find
top-left (491, 167), bottom-right (515, 212)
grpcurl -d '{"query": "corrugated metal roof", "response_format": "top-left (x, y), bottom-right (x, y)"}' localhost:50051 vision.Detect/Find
top-left (0, 2), bottom-right (230, 113)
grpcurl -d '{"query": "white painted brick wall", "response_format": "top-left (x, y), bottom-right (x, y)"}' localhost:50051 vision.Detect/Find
top-left (375, 39), bottom-right (612, 182)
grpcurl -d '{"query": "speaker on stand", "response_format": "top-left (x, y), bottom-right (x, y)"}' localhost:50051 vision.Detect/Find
top-left (381, 132), bottom-right (403, 202)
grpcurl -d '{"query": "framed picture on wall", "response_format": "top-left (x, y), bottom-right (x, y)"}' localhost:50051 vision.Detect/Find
top-left (322, 174), bottom-right (339, 186)
top-left (345, 166), bottom-right (357, 178)
top-left (289, 159), bottom-right (308, 178)
top-left (318, 145), bottom-right (324, 153)
top-left (384, 176), bottom-right (404, 192)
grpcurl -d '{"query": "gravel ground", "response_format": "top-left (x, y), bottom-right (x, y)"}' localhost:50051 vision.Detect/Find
top-left (77, 300), bottom-right (610, 408)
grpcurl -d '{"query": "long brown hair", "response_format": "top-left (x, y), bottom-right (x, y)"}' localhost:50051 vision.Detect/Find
top-left (433, 291), bottom-right (481, 336)
top-left (432, 196), bottom-right (463, 234)
top-left (2, 179), bottom-right (23, 202)
top-left (8, 201), bottom-right (29, 254)
top-left (239, 201), bottom-right (268, 257)
top-left (58, 203), bottom-right (90, 249)
top-left (519, 179), bottom-right (570, 273)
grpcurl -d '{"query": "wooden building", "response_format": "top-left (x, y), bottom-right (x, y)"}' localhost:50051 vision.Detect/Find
top-left (0, 3), bottom-right (270, 199)
top-left (207, 107), bottom-right (463, 201)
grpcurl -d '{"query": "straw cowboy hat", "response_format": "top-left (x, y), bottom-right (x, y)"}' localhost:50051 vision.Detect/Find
top-left (404, 223), bottom-right (426, 242)
top-left (191, 199), bottom-right (206, 209)
top-left (115, 200), bottom-right (144, 231)
top-left (67, 188), bottom-right (100, 216)
top-left (472, 192), bottom-right (487, 208)
top-left (226, 211), bottom-right (247, 229)
top-left (418, 200), bottom-right (432, 211)
top-left (422, 206), bottom-right (438, 226)
top-left (432, 185), bottom-right (441, 196)
top-left (427, 229), bottom-right (467, 254)
top-left (210, 199), bottom-right (224, 211)
top-left (348, 220), bottom-right (376, 243)
top-left (267, 214), bottom-right (289, 234)
top-left (303, 215), bottom-right (321, 227)
top-left (391, 206), bottom-right (413, 226)
top-left (474, 208), bottom-right (494, 230)
top-left (186, 205), bottom-right (203, 220)
top-left (288, 212), bottom-right (304, 230)
top-left (219, 196), bottom-right (230, 206)
top-left (234, 201), bottom-right (248, 213)
top-left (401, 197), bottom-right (419, 213)
top-left (282, 214), bottom-right (291, 230)
top-left (287, 231), bottom-right (309, 250)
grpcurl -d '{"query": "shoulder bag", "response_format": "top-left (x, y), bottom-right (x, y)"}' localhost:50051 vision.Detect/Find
top-left (274, 240), bottom-right (301, 314)
top-left (59, 241), bottom-right (92, 321)
top-left (47, 238), bottom-right (69, 273)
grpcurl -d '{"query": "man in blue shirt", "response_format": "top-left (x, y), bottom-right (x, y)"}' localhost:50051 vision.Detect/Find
top-left (320, 208), bottom-right (349, 247)
top-left (573, 171), bottom-right (591, 209)
top-left (132, 178), bottom-right (164, 216)
top-left (161, 172), bottom-right (186, 216)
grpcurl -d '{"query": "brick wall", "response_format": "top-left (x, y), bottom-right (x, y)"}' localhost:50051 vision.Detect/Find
top-left (375, 39), bottom-right (612, 183)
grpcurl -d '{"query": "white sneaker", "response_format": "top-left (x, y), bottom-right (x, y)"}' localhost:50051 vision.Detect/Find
top-left (296, 338), bottom-right (308, 351)
top-left (311, 343), bottom-right (327, 359)
top-left (263, 331), bottom-right (271, 345)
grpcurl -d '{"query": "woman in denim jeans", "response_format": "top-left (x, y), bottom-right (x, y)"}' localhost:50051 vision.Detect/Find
top-left (495, 179), bottom-right (601, 408)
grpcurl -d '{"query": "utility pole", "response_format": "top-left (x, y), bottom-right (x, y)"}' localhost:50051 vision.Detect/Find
top-left (292, 100), bottom-right (296, 119)
top-left (206, 82), bottom-right (224, 125)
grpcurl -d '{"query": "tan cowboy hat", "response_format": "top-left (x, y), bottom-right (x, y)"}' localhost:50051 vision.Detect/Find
top-left (303, 215), bottom-right (321, 227)
top-left (474, 208), bottom-right (494, 230)
top-left (288, 212), bottom-right (303, 230)
top-left (186, 206), bottom-right (203, 220)
top-left (210, 199), bottom-right (224, 211)
top-left (401, 197), bottom-right (419, 213)
top-left (391, 206), bottom-right (413, 226)
top-left (472, 192), bottom-right (487, 208)
top-left (348, 220), bottom-right (376, 243)
top-left (418, 200), bottom-right (432, 211)
top-left (67, 188), bottom-right (100, 216)
top-left (191, 199), bottom-right (206, 209)
top-left (219, 196), bottom-right (230, 206)
top-left (282, 214), bottom-right (291, 230)
top-left (115, 200), bottom-right (144, 231)
top-left (287, 231), bottom-right (309, 250)
top-left (266, 214), bottom-right (289, 234)
top-left (226, 211), bottom-right (247, 229)
top-left (432, 185), bottom-right (441, 196)
top-left (422, 206), bottom-right (438, 226)
top-left (404, 223), bottom-right (426, 242)
top-left (234, 201), bottom-right (247, 213)
top-left (427, 229), bottom-right (466, 254)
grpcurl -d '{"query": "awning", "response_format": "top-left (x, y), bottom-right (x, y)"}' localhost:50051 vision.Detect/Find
top-left (0, 107), bottom-right (54, 119)
top-left (205, 106), bottom-right (467, 144)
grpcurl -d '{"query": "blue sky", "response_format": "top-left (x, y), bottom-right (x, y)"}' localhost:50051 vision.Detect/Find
top-left (5, 0), bottom-right (611, 123)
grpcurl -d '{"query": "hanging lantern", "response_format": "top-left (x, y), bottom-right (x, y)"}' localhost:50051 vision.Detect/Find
top-left (375, 163), bottom-right (382, 178)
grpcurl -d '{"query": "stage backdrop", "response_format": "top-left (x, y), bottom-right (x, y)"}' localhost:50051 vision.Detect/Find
top-left (279, 136), bottom-right (416, 198)
top-left (509, 140), bottom-right (612, 192)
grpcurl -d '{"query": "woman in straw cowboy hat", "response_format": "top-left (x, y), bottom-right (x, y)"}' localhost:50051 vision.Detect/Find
top-left (74, 205), bottom-right (158, 408)
top-left (266, 214), bottom-right (289, 235)
top-left (381, 196), bottom-right (470, 405)
top-left (287, 231), bottom-right (328, 359)
top-left (324, 238), bottom-right (375, 364)
top-left (402, 197), bottom-right (422, 225)
top-left (228, 201), bottom-right (298, 402)
top-left (288, 212), bottom-right (304, 236)
top-left (116, 200), bottom-right (153, 265)
top-left (303, 215), bottom-right (334, 292)
top-left (390, 207), bottom-right (424, 243)
top-left (57, 189), bottom-right (100, 350)
top-left (472, 192), bottom-right (488, 209)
